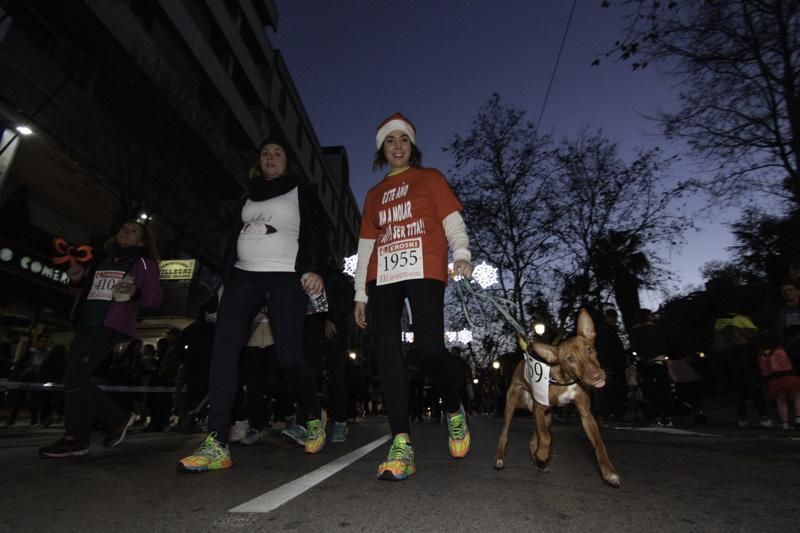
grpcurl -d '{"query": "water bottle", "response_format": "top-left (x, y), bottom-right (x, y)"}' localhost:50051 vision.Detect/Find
top-left (306, 289), bottom-right (329, 315)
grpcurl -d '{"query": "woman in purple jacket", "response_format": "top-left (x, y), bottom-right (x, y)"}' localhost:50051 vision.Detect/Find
top-left (39, 220), bottom-right (163, 458)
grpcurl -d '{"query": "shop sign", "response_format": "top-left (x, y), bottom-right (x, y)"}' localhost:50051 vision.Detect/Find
top-left (159, 259), bottom-right (196, 281)
top-left (0, 247), bottom-right (70, 284)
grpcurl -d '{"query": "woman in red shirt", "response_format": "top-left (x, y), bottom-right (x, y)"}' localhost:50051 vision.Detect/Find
top-left (354, 113), bottom-right (473, 481)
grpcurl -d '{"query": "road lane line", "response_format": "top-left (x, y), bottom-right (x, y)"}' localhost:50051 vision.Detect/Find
top-left (624, 426), bottom-right (720, 437)
top-left (229, 434), bottom-right (392, 514)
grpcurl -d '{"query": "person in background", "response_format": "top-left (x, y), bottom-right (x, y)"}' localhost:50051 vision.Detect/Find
top-left (756, 329), bottom-right (800, 430)
top-left (177, 297), bottom-right (217, 434)
top-left (146, 328), bottom-right (181, 432)
top-left (630, 309), bottom-right (674, 426)
top-left (39, 220), bottom-right (163, 457)
top-left (178, 136), bottom-right (329, 473)
top-left (595, 308), bottom-right (628, 422)
top-left (712, 304), bottom-right (771, 428)
top-left (354, 112), bottom-right (474, 481)
top-left (778, 280), bottom-right (800, 371)
top-left (322, 265), bottom-right (356, 442)
top-left (229, 307), bottom-right (280, 445)
top-left (450, 346), bottom-right (474, 414)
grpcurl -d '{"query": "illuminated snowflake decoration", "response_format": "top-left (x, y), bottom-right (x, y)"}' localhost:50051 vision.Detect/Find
top-left (444, 329), bottom-right (473, 345)
top-left (471, 261), bottom-right (498, 289)
top-left (343, 254), bottom-right (358, 277)
top-left (402, 331), bottom-right (415, 343)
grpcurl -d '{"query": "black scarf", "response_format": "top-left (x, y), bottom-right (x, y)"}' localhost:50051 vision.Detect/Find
top-left (107, 242), bottom-right (145, 261)
top-left (247, 174), bottom-right (299, 201)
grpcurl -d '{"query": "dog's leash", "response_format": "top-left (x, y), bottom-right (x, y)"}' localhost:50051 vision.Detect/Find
top-left (455, 277), bottom-right (576, 386)
top-left (455, 277), bottom-right (529, 341)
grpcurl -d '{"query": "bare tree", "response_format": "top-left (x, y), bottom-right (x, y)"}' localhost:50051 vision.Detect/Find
top-left (546, 129), bottom-right (691, 329)
top-left (602, 0), bottom-right (800, 204)
top-left (445, 94), bottom-right (560, 358)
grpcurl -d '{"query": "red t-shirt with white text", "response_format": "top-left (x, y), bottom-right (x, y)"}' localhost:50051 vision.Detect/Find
top-left (359, 167), bottom-right (462, 286)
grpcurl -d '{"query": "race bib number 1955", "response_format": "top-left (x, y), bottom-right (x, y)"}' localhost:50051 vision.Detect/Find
top-left (377, 238), bottom-right (424, 285)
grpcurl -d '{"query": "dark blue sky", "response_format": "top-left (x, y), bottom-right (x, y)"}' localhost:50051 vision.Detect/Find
top-left (269, 1), bottom-right (733, 297)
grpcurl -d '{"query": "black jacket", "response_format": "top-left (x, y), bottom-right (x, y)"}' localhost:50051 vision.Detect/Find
top-left (222, 182), bottom-right (329, 282)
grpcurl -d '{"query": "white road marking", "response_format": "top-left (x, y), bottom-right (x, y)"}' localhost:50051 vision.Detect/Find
top-left (229, 434), bottom-right (392, 514)
top-left (622, 426), bottom-right (720, 437)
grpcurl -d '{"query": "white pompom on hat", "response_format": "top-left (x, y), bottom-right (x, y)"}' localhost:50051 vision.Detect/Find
top-left (375, 112), bottom-right (416, 149)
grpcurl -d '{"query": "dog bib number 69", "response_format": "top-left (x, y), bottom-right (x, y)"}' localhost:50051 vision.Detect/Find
top-left (376, 237), bottom-right (424, 285)
top-left (524, 356), bottom-right (551, 406)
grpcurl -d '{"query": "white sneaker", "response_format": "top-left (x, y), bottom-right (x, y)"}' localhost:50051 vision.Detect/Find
top-left (241, 427), bottom-right (264, 445)
top-left (229, 420), bottom-right (250, 443)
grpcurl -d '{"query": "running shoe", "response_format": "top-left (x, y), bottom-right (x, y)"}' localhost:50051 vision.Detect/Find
top-left (229, 420), bottom-right (250, 443)
top-left (240, 428), bottom-right (264, 445)
top-left (305, 411), bottom-right (327, 454)
top-left (377, 435), bottom-right (415, 481)
top-left (447, 405), bottom-right (471, 458)
top-left (281, 422), bottom-right (307, 446)
top-left (177, 433), bottom-right (232, 473)
top-left (104, 411), bottom-right (137, 447)
top-left (331, 421), bottom-right (348, 443)
top-left (39, 435), bottom-right (90, 458)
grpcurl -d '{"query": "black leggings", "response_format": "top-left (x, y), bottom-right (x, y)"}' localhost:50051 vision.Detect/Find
top-left (368, 279), bottom-right (461, 436)
top-left (207, 269), bottom-right (320, 444)
top-left (63, 327), bottom-right (128, 442)
top-left (718, 344), bottom-right (766, 419)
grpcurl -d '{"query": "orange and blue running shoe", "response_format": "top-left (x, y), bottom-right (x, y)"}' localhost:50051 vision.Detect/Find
top-left (305, 410), bottom-right (327, 454)
top-left (377, 434), bottom-right (415, 481)
top-left (447, 405), bottom-right (470, 458)
top-left (177, 433), bottom-right (232, 473)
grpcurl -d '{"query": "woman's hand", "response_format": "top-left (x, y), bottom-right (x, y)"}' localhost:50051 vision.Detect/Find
top-left (300, 272), bottom-right (324, 295)
top-left (324, 319), bottom-right (337, 339)
top-left (453, 259), bottom-right (473, 279)
top-left (67, 264), bottom-right (85, 284)
top-left (354, 302), bottom-right (367, 329)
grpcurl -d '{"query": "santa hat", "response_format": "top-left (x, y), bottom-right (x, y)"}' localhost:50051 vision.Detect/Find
top-left (375, 112), bottom-right (416, 149)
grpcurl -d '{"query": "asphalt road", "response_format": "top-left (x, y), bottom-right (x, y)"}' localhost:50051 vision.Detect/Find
top-left (1, 414), bottom-right (799, 532)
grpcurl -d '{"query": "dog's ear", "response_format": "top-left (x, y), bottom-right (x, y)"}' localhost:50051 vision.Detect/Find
top-left (577, 309), bottom-right (596, 343)
top-left (532, 342), bottom-right (559, 364)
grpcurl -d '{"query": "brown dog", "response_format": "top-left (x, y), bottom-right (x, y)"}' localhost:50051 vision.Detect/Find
top-left (494, 309), bottom-right (620, 487)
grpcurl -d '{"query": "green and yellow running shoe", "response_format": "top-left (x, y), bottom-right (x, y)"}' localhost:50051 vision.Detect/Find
top-left (377, 434), bottom-right (415, 481)
top-left (447, 406), bottom-right (470, 458)
top-left (177, 433), bottom-right (232, 473)
top-left (305, 410), bottom-right (327, 454)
